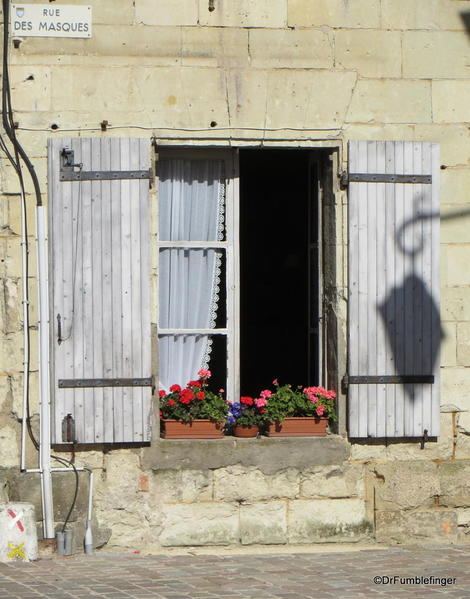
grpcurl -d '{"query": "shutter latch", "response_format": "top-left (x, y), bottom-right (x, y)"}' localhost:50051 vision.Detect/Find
top-left (420, 429), bottom-right (429, 450)
top-left (62, 414), bottom-right (76, 443)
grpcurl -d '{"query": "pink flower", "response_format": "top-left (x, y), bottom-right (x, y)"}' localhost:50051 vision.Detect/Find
top-left (219, 388), bottom-right (225, 393)
top-left (260, 390), bottom-right (272, 399)
top-left (304, 387), bottom-right (319, 402)
top-left (255, 397), bottom-right (267, 408)
top-left (272, 378), bottom-right (278, 385)
top-left (198, 369), bottom-right (211, 379)
top-left (316, 404), bottom-right (325, 416)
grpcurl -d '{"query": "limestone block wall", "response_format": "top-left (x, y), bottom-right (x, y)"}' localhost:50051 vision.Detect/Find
top-left (4, 429), bottom-right (470, 549)
top-left (0, 0), bottom-right (470, 549)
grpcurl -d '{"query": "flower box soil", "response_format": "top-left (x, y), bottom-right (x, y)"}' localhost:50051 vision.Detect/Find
top-left (266, 416), bottom-right (328, 437)
top-left (161, 419), bottom-right (224, 439)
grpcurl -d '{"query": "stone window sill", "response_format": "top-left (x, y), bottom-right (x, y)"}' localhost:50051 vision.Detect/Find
top-left (142, 435), bottom-right (350, 473)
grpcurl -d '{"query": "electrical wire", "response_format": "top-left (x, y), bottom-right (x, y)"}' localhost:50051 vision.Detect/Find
top-left (0, 0), bottom-right (39, 453)
top-left (17, 125), bottom-right (343, 133)
top-left (2, 0), bottom-right (42, 206)
top-left (51, 454), bottom-right (79, 533)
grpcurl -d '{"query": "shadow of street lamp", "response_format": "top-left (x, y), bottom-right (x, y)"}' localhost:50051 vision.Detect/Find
top-left (461, 11), bottom-right (470, 37)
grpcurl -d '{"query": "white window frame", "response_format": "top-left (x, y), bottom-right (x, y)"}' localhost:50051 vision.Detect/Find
top-left (156, 148), bottom-right (240, 403)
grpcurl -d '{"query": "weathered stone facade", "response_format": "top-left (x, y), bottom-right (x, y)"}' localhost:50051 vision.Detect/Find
top-left (1, 0), bottom-right (470, 550)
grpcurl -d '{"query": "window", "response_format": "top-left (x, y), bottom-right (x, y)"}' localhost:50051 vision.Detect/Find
top-left (157, 148), bottom-right (327, 401)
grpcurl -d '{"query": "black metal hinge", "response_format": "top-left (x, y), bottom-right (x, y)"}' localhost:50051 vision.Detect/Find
top-left (60, 148), bottom-right (153, 182)
top-left (341, 172), bottom-right (432, 187)
top-left (342, 374), bottom-right (434, 390)
top-left (58, 377), bottom-right (153, 388)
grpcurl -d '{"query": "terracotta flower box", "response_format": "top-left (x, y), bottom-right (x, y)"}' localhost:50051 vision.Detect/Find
top-left (266, 416), bottom-right (328, 437)
top-left (233, 424), bottom-right (259, 438)
top-left (161, 419), bottom-right (224, 439)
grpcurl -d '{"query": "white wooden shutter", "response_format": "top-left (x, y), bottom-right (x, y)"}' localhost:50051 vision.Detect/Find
top-left (347, 141), bottom-right (440, 438)
top-left (48, 138), bottom-right (152, 443)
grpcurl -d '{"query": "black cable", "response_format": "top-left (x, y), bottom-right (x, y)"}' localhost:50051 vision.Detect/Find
top-left (2, 0), bottom-right (42, 207)
top-left (52, 455), bottom-right (79, 533)
top-left (1, 0), bottom-right (39, 452)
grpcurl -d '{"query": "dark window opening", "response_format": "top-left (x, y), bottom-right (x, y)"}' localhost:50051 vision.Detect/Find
top-left (239, 149), bottom-right (322, 396)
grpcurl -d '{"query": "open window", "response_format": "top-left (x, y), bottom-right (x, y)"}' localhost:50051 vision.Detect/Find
top-left (157, 148), bottom-right (334, 403)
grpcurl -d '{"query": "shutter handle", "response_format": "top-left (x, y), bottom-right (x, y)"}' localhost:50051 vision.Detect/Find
top-left (57, 313), bottom-right (62, 345)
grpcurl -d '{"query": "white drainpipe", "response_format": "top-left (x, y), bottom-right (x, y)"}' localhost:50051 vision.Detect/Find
top-left (36, 205), bottom-right (54, 539)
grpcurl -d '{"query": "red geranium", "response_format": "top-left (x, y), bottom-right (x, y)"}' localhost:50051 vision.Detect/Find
top-left (179, 389), bottom-right (195, 404)
top-left (197, 391), bottom-right (205, 400)
top-left (167, 399), bottom-right (176, 406)
top-left (188, 380), bottom-right (202, 388)
top-left (240, 396), bottom-right (254, 406)
top-left (159, 390), bottom-right (166, 398)
top-left (170, 384), bottom-right (181, 393)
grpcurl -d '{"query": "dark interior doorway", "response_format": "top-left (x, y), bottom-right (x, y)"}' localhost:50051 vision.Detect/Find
top-left (239, 149), bottom-right (321, 396)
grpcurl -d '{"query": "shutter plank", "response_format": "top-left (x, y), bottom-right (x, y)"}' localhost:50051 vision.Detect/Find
top-left (357, 143), bottom-right (369, 437)
top-left (348, 140), bottom-right (440, 438)
top-left (366, 141), bottom-right (378, 436)
top-left (120, 138), bottom-right (134, 443)
top-left (393, 141), bottom-right (406, 436)
top-left (412, 142), bottom-right (424, 436)
top-left (375, 141), bottom-right (387, 437)
top-left (402, 142), bottom-right (413, 436)
top-left (91, 138), bottom-right (104, 443)
top-left (140, 141), bottom-right (151, 441)
top-left (348, 141), bottom-right (360, 437)
top-left (61, 139), bottom-right (75, 439)
top-left (71, 138), bottom-right (85, 442)
top-left (101, 139), bottom-right (114, 443)
top-left (384, 141), bottom-right (397, 436)
top-left (81, 138), bottom-right (95, 443)
top-left (130, 138), bottom-right (143, 442)
top-left (110, 138), bottom-right (124, 442)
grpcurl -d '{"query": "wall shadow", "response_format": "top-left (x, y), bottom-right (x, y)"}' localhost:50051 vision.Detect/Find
top-left (461, 10), bottom-right (470, 37)
top-left (376, 197), bottom-right (470, 399)
top-left (378, 273), bottom-right (441, 399)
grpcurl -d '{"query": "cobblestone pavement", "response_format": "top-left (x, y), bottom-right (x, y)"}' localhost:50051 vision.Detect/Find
top-left (0, 545), bottom-right (469, 599)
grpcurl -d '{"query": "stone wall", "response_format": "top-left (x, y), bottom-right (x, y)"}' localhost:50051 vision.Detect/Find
top-left (4, 425), bottom-right (470, 549)
top-left (1, 0), bottom-right (470, 550)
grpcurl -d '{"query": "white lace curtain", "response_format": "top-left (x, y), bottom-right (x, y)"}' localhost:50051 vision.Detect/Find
top-left (158, 158), bottom-right (224, 391)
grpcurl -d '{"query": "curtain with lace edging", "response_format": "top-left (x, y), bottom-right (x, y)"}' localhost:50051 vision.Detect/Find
top-left (158, 158), bottom-right (225, 390)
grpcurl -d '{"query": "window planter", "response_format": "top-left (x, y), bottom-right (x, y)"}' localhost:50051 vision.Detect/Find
top-left (266, 417), bottom-right (328, 437)
top-left (233, 424), bottom-right (259, 438)
top-left (161, 419), bottom-right (224, 439)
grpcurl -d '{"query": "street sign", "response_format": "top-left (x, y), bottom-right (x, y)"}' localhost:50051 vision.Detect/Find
top-left (11, 4), bottom-right (92, 38)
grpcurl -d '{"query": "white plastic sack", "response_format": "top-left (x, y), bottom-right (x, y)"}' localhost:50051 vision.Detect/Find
top-left (0, 503), bottom-right (38, 562)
